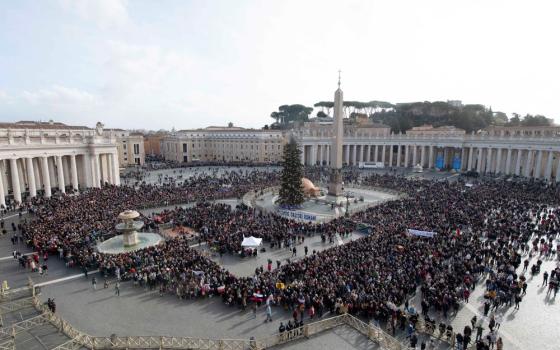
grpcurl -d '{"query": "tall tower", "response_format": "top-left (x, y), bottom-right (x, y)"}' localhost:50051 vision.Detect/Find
top-left (328, 72), bottom-right (344, 197)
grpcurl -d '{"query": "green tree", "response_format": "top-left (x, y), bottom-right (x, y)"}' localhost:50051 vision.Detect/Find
top-left (314, 101), bottom-right (334, 115)
top-left (278, 138), bottom-right (304, 207)
top-left (520, 114), bottom-right (552, 126)
top-left (316, 111), bottom-right (329, 118)
top-left (270, 104), bottom-right (313, 125)
top-left (492, 112), bottom-right (508, 125)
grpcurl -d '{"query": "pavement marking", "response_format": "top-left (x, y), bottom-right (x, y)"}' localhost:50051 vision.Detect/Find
top-left (1, 211), bottom-right (28, 220)
top-left (35, 270), bottom-right (99, 288)
top-left (0, 252), bottom-right (33, 261)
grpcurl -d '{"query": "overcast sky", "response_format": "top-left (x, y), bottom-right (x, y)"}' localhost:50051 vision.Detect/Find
top-left (0, 0), bottom-right (559, 130)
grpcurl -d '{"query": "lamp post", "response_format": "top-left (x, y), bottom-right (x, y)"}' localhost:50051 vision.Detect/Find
top-left (344, 191), bottom-right (351, 217)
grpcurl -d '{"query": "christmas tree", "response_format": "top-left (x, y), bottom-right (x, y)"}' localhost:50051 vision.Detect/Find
top-left (278, 138), bottom-right (305, 207)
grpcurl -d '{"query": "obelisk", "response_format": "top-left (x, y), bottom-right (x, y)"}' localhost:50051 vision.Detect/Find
top-left (328, 72), bottom-right (344, 197)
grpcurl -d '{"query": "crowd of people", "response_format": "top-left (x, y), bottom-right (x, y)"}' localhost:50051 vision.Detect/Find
top-left (11, 167), bottom-right (560, 349)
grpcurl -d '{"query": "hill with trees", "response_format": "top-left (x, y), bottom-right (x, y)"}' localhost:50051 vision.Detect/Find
top-left (269, 100), bottom-right (554, 133)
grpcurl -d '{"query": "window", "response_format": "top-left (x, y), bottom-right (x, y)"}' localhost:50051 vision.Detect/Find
top-left (182, 143), bottom-right (188, 152)
top-left (135, 158), bottom-right (140, 165)
top-left (123, 144), bottom-right (127, 150)
top-left (133, 144), bottom-right (140, 155)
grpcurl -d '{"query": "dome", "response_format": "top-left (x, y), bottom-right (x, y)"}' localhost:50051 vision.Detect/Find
top-left (301, 178), bottom-right (320, 197)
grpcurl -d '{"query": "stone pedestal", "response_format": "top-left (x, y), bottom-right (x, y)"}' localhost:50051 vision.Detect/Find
top-left (328, 168), bottom-right (343, 197)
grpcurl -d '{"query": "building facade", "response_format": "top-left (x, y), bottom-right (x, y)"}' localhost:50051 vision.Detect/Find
top-left (104, 130), bottom-right (145, 167)
top-left (0, 121), bottom-right (120, 207)
top-left (162, 125), bottom-right (285, 163)
top-left (144, 133), bottom-right (166, 157)
top-left (295, 122), bottom-right (560, 182)
top-left (160, 119), bottom-right (560, 182)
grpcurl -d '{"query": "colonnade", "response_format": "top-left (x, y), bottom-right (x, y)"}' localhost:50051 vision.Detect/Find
top-left (0, 152), bottom-right (120, 207)
top-left (301, 143), bottom-right (560, 183)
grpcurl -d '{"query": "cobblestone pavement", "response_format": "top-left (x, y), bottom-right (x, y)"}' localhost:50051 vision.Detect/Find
top-left (196, 232), bottom-right (366, 277)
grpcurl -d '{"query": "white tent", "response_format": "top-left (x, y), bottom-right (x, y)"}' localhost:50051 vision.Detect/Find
top-left (241, 236), bottom-right (263, 247)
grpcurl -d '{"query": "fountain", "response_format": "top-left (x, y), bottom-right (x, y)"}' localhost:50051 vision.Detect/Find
top-left (96, 210), bottom-right (163, 254)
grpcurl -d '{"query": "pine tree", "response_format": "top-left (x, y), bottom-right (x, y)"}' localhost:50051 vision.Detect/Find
top-left (278, 138), bottom-right (304, 207)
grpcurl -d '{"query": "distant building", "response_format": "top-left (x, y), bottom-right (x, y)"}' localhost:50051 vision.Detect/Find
top-left (483, 125), bottom-right (560, 138)
top-left (0, 120), bottom-right (119, 207)
top-left (447, 100), bottom-right (463, 107)
top-left (161, 124), bottom-right (285, 163)
top-left (103, 129), bottom-right (145, 166)
top-left (406, 125), bottom-right (466, 137)
top-left (144, 132), bottom-right (167, 157)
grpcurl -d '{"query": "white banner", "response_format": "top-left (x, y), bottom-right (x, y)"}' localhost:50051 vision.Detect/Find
top-left (408, 229), bottom-right (436, 238)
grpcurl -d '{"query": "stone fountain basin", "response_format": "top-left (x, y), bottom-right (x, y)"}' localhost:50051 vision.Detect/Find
top-left (96, 232), bottom-right (163, 254)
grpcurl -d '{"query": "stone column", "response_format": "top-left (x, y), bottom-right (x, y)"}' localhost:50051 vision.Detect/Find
top-left (420, 146), bottom-right (426, 168)
top-left (412, 145), bottom-right (418, 166)
top-left (477, 148), bottom-right (483, 173)
top-left (311, 145), bottom-right (317, 165)
top-left (70, 155), bottom-right (79, 191)
top-left (534, 150), bottom-right (543, 179)
top-left (111, 153), bottom-right (121, 186)
top-left (0, 165), bottom-right (5, 208)
top-left (1, 161), bottom-right (8, 195)
top-left (505, 149), bottom-right (512, 175)
top-left (48, 157), bottom-right (57, 189)
top-left (388, 145), bottom-right (393, 167)
top-left (62, 156), bottom-right (71, 186)
top-left (56, 155), bottom-right (65, 193)
top-left (404, 145), bottom-right (409, 168)
top-left (10, 158), bottom-right (22, 203)
top-left (106, 154), bottom-right (114, 184)
top-left (26, 157), bottom-right (36, 198)
top-left (514, 149), bottom-right (522, 176)
top-left (365, 145), bottom-right (370, 162)
top-left (468, 147), bottom-right (474, 170)
top-left (485, 148), bottom-right (492, 174)
top-left (443, 148), bottom-right (449, 169)
top-left (374, 145), bottom-right (378, 163)
top-left (524, 150), bottom-right (533, 177)
top-left (92, 154), bottom-right (101, 187)
top-left (41, 157), bottom-right (51, 197)
top-left (556, 155), bottom-right (560, 183)
top-left (381, 145), bottom-right (386, 165)
top-left (428, 146), bottom-right (434, 169)
top-left (544, 151), bottom-right (554, 181)
top-left (460, 148), bottom-right (467, 171)
top-left (17, 159), bottom-right (26, 195)
top-left (495, 148), bottom-right (502, 174)
top-left (344, 145), bottom-right (350, 165)
top-left (31, 158), bottom-right (41, 191)
top-left (396, 145), bottom-right (401, 167)
top-left (82, 154), bottom-right (92, 188)
top-left (352, 145), bottom-right (357, 165)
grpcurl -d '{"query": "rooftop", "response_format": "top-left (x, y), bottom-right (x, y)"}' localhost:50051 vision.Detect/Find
top-left (0, 120), bottom-right (91, 130)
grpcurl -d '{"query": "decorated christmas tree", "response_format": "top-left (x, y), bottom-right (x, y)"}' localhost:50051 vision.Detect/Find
top-left (278, 138), bottom-right (304, 207)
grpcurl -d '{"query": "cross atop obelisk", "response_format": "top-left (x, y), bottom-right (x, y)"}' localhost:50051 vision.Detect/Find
top-left (328, 71), bottom-right (344, 197)
top-left (338, 69), bottom-right (341, 88)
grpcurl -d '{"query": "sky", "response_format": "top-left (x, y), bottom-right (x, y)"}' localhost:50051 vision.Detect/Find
top-left (0, 0), bottom-right (559, 130)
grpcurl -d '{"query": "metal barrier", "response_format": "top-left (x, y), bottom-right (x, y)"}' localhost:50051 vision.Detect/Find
top-left (23, 278), bottom-right (403, 350)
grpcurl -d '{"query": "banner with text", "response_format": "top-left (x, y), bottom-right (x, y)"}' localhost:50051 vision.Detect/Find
top-left (408, 229), bottom-right (436, 238)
